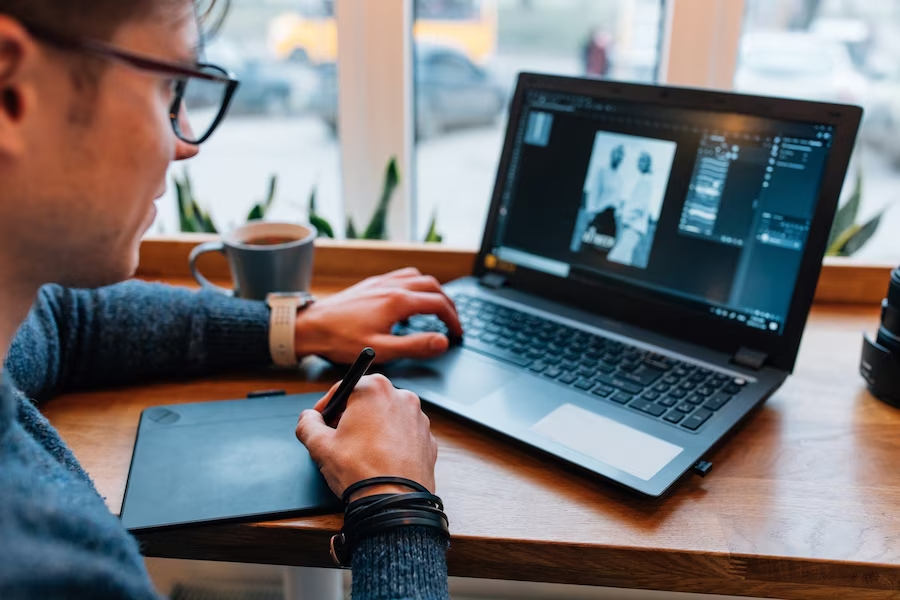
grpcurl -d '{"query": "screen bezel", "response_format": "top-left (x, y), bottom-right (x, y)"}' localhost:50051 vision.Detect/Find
top-left (475, 73), bottom-right (862, 373)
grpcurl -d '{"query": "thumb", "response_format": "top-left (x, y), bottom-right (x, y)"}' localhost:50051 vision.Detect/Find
top-left (372, 332), bottom-right (449, 361)
top-left (295, 409), bottom-right (334, 461)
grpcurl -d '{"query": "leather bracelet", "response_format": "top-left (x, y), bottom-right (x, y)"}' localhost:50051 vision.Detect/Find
top-left (331, 506), bottom-right (450, 568)
top-left (341, 476), bottom-right (431, 507)
top-left (330, 477), bottom-right (449, 567)
top-left (344, 494), bottom-right (446, 530)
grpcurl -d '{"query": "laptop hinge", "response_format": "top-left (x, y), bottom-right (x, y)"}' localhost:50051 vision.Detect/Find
top-left (479, 273), bottom-right (508, 289)
top-left (731, 347), bottom-right (768, 371)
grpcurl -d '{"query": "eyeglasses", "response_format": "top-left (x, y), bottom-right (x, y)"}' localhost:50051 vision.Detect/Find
top-left (22, 22), bottom-right (240, 145)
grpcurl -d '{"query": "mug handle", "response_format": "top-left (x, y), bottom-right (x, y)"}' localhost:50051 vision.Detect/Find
top-left (188, 241), bottom-right (234, 296)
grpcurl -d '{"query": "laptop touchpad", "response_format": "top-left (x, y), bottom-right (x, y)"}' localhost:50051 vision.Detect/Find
top-left (388, 351), bottom-right (518, 406)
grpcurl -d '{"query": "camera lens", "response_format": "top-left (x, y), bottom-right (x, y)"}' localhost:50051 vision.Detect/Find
top-left (862, 265), bottom-right (900, 408)
top-left (887, 267), bottom-right (900, 308)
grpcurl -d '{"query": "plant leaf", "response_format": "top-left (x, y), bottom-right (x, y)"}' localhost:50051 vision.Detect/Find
top-left (840, 210), bottom-right (883, 256)
top-left (173, 176), bottom-right (193, 233)
top-left (363, 157), bottom-right (400, 240)
top-left (825, 223), bottom-right (861, 256)
top-left (424, 212), bottom-right (443, 243)
top-left (309, 213), bottom-right (335, 238)
top-left (247, 203), bottom-right (265, 222)
top-left (308, 185), bottom-right (318, 213)
top-left (827, 170), bottom-right (862, 249)
top-left (346, 217), bottom-right (358, 239)
top-left (265, 174), bottom-right (277, 210)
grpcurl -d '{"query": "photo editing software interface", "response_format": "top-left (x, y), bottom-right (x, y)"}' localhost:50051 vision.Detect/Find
top-left (490, 89), bottom-right (835, 334)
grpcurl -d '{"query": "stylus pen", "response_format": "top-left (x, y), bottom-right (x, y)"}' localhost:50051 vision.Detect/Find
top-left (320, 347), bottom-right (377, 426)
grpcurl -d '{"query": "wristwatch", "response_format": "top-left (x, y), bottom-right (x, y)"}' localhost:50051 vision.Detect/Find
top-left (266, 292), bottom-right (316, 368)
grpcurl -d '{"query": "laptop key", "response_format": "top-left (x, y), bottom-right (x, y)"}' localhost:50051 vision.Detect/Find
top-left (630, 399), bottom-right (666, 417)
top-left (463, 337), bottom-right (531, 368)
top-left (703, 392), bottom-right (733, 411)
top-left (611, 391), bottom-right (634, 404)
top-left (595, 373), bottom-right (643, 395)
top-left (574, 378), bottom-right (594, 391)
top-left (657, 396), bottom-right (677, 407)
top-left (675, 402), bottom-right (694, 413)
top-left (681, 409), bottom-right (713, 431)
top-left (622, 366), bottom-right (664, 386)
top-left (663, 409), bottom-right (685, 424)
top-left (591, 384), bottom-right (615, 398)
top-left (543, 367), bottom-right (563, 379)
top-left (558, 372), bottom-right (578, 385)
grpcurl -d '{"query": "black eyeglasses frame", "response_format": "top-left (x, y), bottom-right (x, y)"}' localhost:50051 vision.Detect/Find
top-left (21, 21), bottom-right (240, 145)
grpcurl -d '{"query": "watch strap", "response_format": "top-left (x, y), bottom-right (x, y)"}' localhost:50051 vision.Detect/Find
top-left (268, 295), bottom-right (301, 367)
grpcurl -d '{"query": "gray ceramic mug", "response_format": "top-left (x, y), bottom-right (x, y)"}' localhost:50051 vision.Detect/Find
top-left (189, 221), bottom-right (317, 300)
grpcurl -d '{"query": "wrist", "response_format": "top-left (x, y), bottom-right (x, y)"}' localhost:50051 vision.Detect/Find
top-left (293, 303), bottom-right (330, 358)
top-left (267, 292), bottom-right (315, 367)
top-left (348, 484), bottom-right (413, 504)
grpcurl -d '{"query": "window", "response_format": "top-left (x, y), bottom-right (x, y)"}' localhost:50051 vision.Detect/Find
top-left (151, 0), bottom-right (342, 237)
top-left (735, 0), bottom-right (900, 261)
top-left (412, 0), bottom-right (665, 246)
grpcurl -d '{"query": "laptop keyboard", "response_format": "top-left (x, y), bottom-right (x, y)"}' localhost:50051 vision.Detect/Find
top-left (394, 294), bottom-right (747, 432)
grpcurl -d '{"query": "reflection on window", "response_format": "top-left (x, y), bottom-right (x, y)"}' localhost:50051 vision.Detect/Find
top-left (151, 0), bottom-right (341, 238)
top-left (738, 0), bottom-right (900, 260)
top-left (413, 0), bottom-right (664, 247)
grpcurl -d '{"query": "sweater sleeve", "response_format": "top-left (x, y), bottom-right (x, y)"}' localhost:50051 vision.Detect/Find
top-left (350, 527), bottom-right (450, 599)
top-left (5, 280), bottom-right (272, 401)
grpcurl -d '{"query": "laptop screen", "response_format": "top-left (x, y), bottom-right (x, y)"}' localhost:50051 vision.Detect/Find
top-left (488, 88), bottom-right (836, 336)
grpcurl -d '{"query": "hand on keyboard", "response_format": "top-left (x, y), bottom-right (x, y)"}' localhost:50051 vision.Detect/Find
top-left (293, 268), bottom-right (463, 363)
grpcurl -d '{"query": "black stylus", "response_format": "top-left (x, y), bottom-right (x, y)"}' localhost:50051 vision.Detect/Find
top-left (320, 347), bottom-right (377, 426)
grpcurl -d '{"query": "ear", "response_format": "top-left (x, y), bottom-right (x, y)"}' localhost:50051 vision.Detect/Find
top-left (0, 16), bottom-right (37, 158)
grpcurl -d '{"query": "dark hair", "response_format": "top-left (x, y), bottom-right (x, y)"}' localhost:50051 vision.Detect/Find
top-left (0, 0), bottom-right (228, 41)
top-left (0, 0), bottom-right (229, 121)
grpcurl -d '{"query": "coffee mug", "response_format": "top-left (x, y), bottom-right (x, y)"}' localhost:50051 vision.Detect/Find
top-left (189, 221), bottom-right (317, 300)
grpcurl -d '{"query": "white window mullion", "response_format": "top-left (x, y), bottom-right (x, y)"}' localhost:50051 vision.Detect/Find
top-left (659, 0), bottom-right (745, 90)
top-left (335, 0), bottom-right (415, 241)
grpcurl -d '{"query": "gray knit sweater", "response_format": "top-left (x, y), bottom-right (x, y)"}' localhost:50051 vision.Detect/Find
top-left (0, 281), bottom-right (449, 599)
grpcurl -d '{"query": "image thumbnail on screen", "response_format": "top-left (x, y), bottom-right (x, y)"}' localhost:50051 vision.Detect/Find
top-left (570, 131), bottom-right (677, 269)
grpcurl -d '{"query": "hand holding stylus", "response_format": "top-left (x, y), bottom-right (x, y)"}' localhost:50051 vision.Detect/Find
top-left (296, 352), bottom-right (438, 501)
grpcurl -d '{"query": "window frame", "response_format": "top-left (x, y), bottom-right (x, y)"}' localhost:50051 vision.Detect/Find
top-left (144, 0), bottom-right (884, 304)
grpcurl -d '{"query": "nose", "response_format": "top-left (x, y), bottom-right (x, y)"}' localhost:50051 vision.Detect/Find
top-left (173, 105), bottom-right (200, 161)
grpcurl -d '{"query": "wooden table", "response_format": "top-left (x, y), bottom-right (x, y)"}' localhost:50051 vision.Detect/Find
top-left (42, 274), bottom-right (900, 599)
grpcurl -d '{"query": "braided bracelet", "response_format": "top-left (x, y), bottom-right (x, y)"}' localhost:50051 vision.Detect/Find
top-left (330, 477), bottom-right (449, 567)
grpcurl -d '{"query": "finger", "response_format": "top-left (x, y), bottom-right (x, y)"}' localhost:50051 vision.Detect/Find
top-left (392, 275), bottom-right (444, 294)
top-left (313, 381), bottom-right (342, 413)
top-left (395, 291), bottom-right (463, 337)
top-left (380, 267), bottom-right (423, 280)
top-left (369, 332), bottom-right (449, 362)
top-left (295, 409), bottom-right (335, 461)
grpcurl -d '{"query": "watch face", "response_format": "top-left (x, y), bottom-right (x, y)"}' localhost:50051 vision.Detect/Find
top-left (266, 292), bottom-right (315, 307)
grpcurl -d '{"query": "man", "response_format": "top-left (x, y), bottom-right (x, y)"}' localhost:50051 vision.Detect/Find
top-left (608, 151), bottom-right (653, 267)
top-left (570, 143), bottom-right (625, 253)
top-left (0, 1), bottom-right (457, 598)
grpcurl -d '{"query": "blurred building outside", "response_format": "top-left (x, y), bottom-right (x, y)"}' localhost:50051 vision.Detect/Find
top-left (150, 0), bottom-right (900, 261)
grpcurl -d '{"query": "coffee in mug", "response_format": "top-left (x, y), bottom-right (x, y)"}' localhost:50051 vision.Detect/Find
top-left (189, 221), bottom-right (317, 300)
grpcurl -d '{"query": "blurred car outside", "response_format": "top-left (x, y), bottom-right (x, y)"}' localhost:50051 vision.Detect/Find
top-left (267, 0), bottom-right (497, 66)
top-left (734, 31), bottom-right (869, 104)
top-left (309, 43), bottom-right (507, 140)
top-left (206, 39), bottom-right (296, 116)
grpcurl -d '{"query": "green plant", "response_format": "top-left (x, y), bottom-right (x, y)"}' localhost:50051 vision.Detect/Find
top-left (826, 170), bottom-right (884, 257)
top-left (173, 170), bottom-right (217, 233)
top-left (424, 211), bottom-right (444, 243)
top-left (344, 157), bottom-right (401, 240)
top-left (307, 186), bottom-right (335, 238)
top-left (246, 174), bottom-right (278, 221)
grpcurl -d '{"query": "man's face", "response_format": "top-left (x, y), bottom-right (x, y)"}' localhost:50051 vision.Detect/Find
top-left (0, 4), bottom-right (200, 290)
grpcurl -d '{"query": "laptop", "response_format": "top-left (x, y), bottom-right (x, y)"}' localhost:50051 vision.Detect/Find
top-left (387, 73), bottom-right (862, 497)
